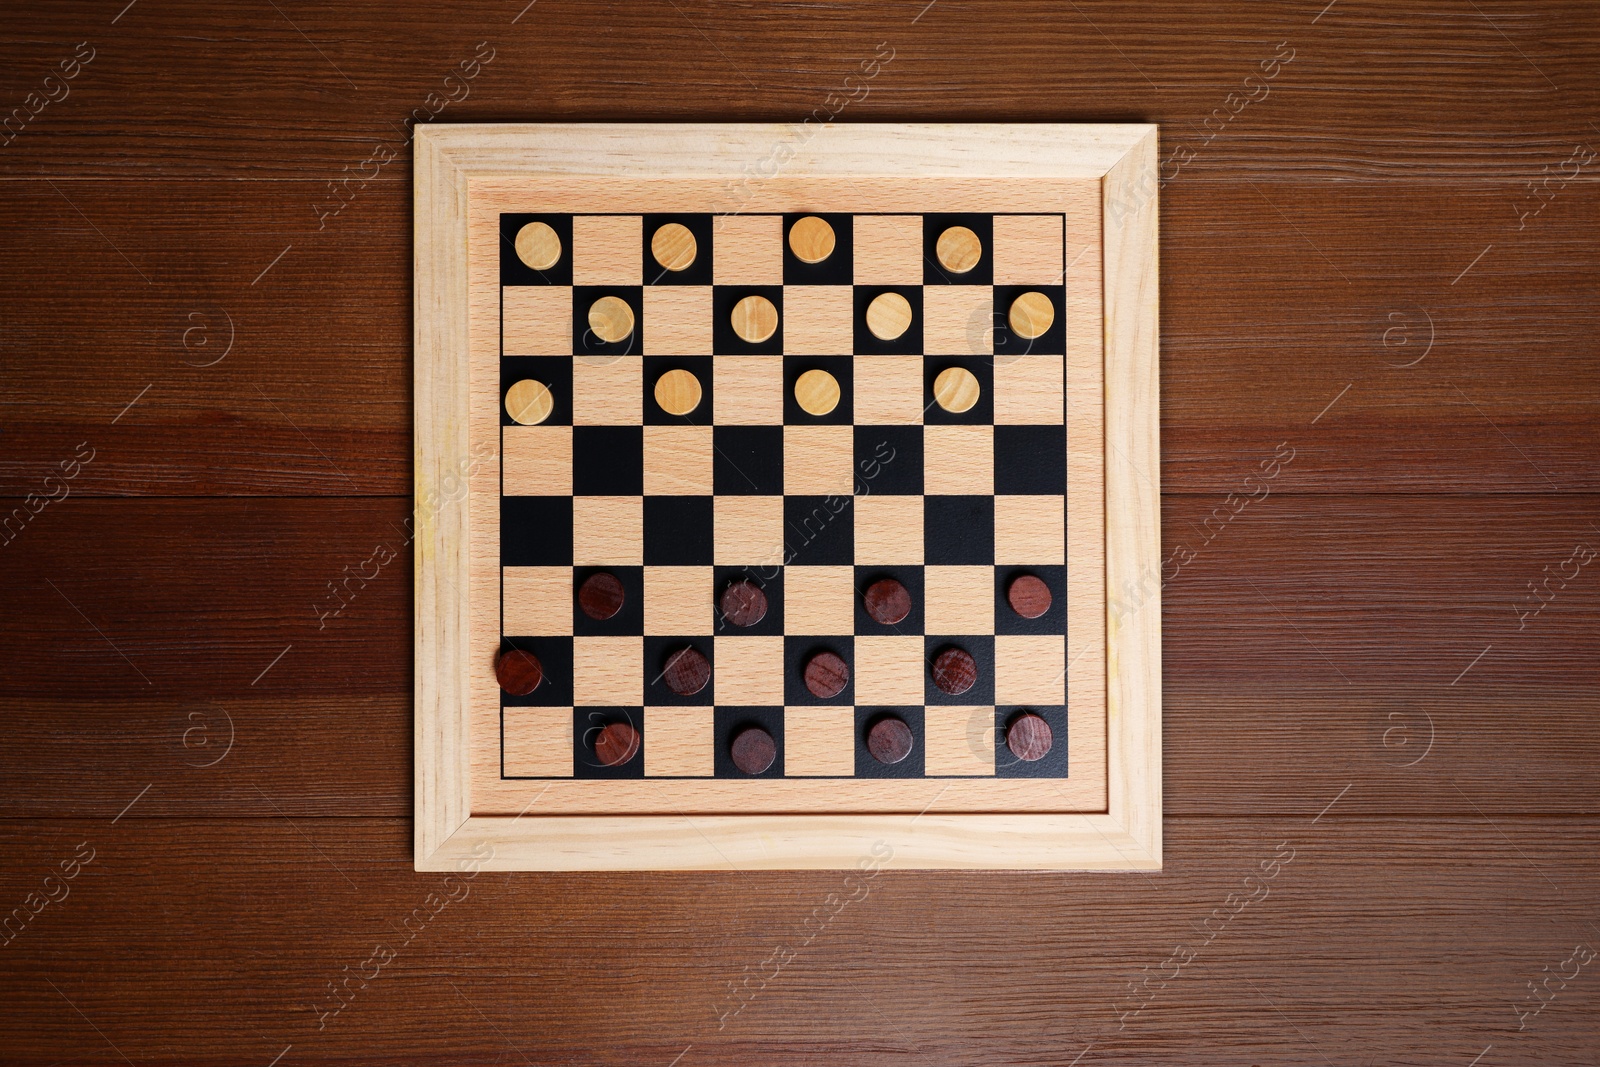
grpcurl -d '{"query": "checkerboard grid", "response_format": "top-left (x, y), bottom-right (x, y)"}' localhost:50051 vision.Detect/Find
top-left (500, 212), bottom-right (1071, 779)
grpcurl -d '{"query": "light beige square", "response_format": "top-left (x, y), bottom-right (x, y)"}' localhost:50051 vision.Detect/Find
top-left (783, 285), bottom-right (853, 355)
top-left (993, 215), bottom-right (1064, 285)
top-left (784, 565), bottom-right (855, 635)
top-left (783, 425), bottom-right (854, 496)
top-left (854, 495), bottom-right (923, 566)
top-left (994, 354), bottom-right (1064, 425)
top-left (714, 214), bottom-right (783, 285)
top-left (644, 286), bottom-right (712, 356)
top-left (644, 707), bottom-right (713, 777)
top-left (714, 636), bottom-right (785, 705)
top-left (784, 706), bottom-right (855, 777)
top-left (503, 708), bottom-right (573, 777)
top-left (714, 356), bottom-right (784, 425)
top-left (503, 425), bottom-right (572, 496)
top-left (923, 286), bottom-right (993, 356)
top-left (996, 634), bottom-right (1066, 705)
top-left (573, 635), bottom-right (643, 705)
top-left (503, 286), bottom-right (572, 356)
top-left (853, 355), bottom-right (924, 425)
top-left (643, 425), bottom-right (713, 495)
top-left (572, 215), bottom-right (642, 285)
top-left (573, 496), bottom-right (643, 566)
top-left (573, 357), bottom-right (643, 425)
top-left (924, 706), bottom-right (996, 776)
top-left (644, 566), bottom-right (713, 635)
top-left (503, 567), bottom-right (572, 636)
top-left (854, 636), bottom-right (925, 704)
top-left (924, 425), bottom-right (993, 495)
top-left (853, 215), bottom-right (923, 285)
top-left (714, 495), bottom-right (785, 568)
top-left (995, 495), bottom-right (1066, 564)
top-left (925, 566), bottom-right (994, 634)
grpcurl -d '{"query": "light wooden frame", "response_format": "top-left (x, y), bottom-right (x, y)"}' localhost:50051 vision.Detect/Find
top-left (415, 123), bottom-right (1159, 870)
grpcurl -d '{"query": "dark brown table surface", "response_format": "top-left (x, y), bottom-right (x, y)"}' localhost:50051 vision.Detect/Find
top-left (4, 2), bottom-right (1598, 1064)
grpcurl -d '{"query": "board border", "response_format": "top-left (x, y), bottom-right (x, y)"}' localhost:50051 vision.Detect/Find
top-left (415, 123), bottom-right (1160, 870)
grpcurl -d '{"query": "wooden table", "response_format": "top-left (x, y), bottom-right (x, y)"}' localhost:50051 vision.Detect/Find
top-left (3, 2), bottom-right (1597, 1063)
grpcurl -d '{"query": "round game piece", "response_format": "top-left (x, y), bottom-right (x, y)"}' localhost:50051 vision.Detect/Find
top-left (1007, 574), bottom-right (1053, 619)
top-left (578, 571), bottom-right (625, 621)
top-left (662, 645), bottom-right (711, 696)
top-left (504, 378), bottom-right (554, 425)
top-left (866, 715), bottom-right (914, 765)
top-left (803, 650), bottom-right (850, 700)
top-left (863, 577), bottom-right (911, 626)
top-left (588, 295), bottom-right (635, 344)
top-left (1008, 291), bottom-right (1055, 340)
top-left (730, 725), bottom-right (777, 775)
top-left (932, 366), bottom-right (981, 414)
top-left (514, 221), bottom-right (562, 271)
top-left (788, 215), bottom-right (836, 264)
top-left (495, 648), bottom-right (543, 696)
top-left (936, 225), bottom-right (982, 274)
top-left (594, 721), bottom-right (640, 767)
top-left (865, 291), bottom-right (913, 341)
top-left (1006, 712), bottom-right (1053, 762)
top-left (793, 368), bottom-right (840, 417)
top-left (719, 579), bottom-right (768, 628)
top-left (651, 222), bottom-right (698, 272)
top-left (931, 646), bottom-right (978, 696)
top-left (731, 294), bottom-right (779, 344)
top-left (653, 368), bottom-right (703, 416)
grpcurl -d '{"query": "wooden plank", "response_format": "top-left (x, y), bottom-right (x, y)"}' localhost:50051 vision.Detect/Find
top-left (0, 816), bottom-right (1595, 1063)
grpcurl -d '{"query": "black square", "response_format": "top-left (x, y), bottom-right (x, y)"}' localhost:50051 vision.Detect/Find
top-left (784, 636), bottom-right (855, 705)
top-left (573, 565), bottom-right (644, 636)
top-left (922, 214), bottom-right (994, 286)
top-left (572, 707), bottom-right (644, 778)
top-left (573, 285), bottom-right (643, 359)
top-left (854, 708), bottom-right (926, 779)
top-left (783, 213), bottom-right (854, 285)
top-left (784, 495), bottom-right (854, 566)
top-left (993, 284), bottom-right (1066, 357)
top-left (500, 356), bottom-right (573, 427)
top-left (498, 636), bottom-right (573, 707)
top-left (923, 636), bottom-right (996, 705)
top-left (854, 426), bottom-right (923, 495)
top-left (713, 286), bottom-right (784, 354)
top-left (713, 566), bottom-right (785, 636)
top-left (714, 707), bottom-right (786, 778)
top-left (643, 214), bottom-right (714, 286)
top-left (995, 706), bottom-right (1069, 778)
top-left (500, 213), bottom-right (572, 286)
top-left (502, 496), bottom-right (573, 566)
top-left (853, 286), bottom-right (924, 355)
top-left (924, 496), bottom-right (994, 565)
top-left (994, 425), bottom-right (1067, 495)
top-left (853, 565), bottom-right (926, 635)
top-left (644, 356), bottom-right (714, 425)
top-left (643, 637), bottom-right (715, 706)
top-left (994, 566), bottom-right (1067, 636)
top-left (644, 496), bottom-right (713, 565)
top-left (783, 356), bottom-right (853, 425)
top-left (714, 426), bottom-right (784, 495)
top-left (924, 357), bottom-right (994, 425)
top-left (572, 426), bottom-right (643, 495)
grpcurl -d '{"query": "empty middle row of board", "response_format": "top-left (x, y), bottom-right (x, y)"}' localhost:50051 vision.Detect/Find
top-left (582, 290), bottom-right (1055, 346)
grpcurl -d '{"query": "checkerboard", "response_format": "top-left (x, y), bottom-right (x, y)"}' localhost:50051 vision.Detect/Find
top-left (497, 211), bottom-right (1071, 783)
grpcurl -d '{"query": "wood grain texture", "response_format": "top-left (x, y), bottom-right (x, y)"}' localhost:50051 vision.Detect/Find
top-left (3, 0), bottom-right (1599, 1057)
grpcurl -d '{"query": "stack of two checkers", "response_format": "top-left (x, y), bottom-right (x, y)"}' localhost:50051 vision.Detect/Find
top-left (501, 215), bottom-right (1057, 426)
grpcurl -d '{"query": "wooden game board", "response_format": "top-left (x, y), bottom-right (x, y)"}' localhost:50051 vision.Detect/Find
top-left (415, 124), bottom-right (1160, 870)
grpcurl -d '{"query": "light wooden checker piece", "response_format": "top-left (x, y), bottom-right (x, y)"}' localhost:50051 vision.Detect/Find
top-left (416, 123), bottom-right (1160, 872)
